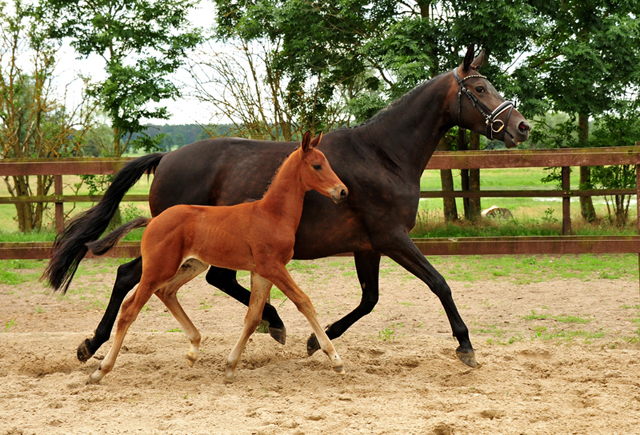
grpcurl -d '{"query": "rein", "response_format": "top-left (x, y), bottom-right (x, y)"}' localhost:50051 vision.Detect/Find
top-left (453, 68), bottom-right (515, 140)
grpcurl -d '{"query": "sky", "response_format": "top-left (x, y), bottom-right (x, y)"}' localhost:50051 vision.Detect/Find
top-left (53, 1), bottom-right (217, 126)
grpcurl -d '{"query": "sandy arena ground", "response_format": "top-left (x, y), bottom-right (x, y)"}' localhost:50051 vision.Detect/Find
top-left (1, 256), bottom-right (640, 434)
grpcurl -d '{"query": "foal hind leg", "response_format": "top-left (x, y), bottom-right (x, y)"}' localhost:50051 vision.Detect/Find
top-left (155, 259), bottom-right (208, 367)
top-left (260, 264), bottom-right (345, 375)
top-left (78, 257), bottom-right (143, 362)
top-left (89, 279), bottom-right (157, 384)
top-left (225, 273), bottom-right (272, 382)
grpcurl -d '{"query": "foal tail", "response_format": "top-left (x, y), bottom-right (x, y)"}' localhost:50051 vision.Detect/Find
top-left (41, 153), bottom-right (165, 293)
top-left (86, 217), bottom-right (151, 256)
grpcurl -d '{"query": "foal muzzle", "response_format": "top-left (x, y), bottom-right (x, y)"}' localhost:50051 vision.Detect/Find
top-left (330, 186), bottom-right (349, 204)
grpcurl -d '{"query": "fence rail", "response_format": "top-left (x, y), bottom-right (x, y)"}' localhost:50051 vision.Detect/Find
top-left (1, 146), bottom-right (639, 266)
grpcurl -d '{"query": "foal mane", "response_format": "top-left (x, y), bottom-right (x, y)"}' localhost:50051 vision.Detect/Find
top-left (261, 145), bottom-right (299, 196)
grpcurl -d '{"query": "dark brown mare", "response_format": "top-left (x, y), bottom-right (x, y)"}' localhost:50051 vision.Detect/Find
top-left (43, 45), bottom-right (530, 369)
top-left (85, 132), bottom-right (348, 383)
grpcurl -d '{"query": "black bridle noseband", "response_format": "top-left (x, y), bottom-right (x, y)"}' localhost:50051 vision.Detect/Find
top-left (453, 68), bottom-right (515, 140)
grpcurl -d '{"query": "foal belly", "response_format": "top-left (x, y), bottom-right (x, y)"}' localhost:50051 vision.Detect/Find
top-left (186, 238), bottom-right (257, 273)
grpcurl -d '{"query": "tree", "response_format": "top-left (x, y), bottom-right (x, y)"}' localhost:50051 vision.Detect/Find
top-left (589, 104), bottom-right (640, 226)
top-left (186, 39), bottom-right (355, 140)
top-left (0, 0), bottom-right (97, 232)
top-left (512, 0), bottom-right (640, 222)
top-left (40, 0), bottom-right (202, 157)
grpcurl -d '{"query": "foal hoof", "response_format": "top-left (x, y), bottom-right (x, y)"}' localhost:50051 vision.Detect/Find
top-left (77, 338), bottom-right (95, 363)
top-left (456, 347), bottom-right (477, 368)
top-left (186, 354), bottom-right (197, 368)
top-left (269, 325), bottom-right (287, 345)
top-left (306, 333), bottom-right (321, 356)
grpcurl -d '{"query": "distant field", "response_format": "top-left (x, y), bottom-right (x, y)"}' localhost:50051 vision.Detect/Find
top-left (0, 166), bottom-right (634, 238)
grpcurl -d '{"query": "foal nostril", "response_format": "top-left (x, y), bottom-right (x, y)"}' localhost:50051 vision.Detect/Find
top-left (518, 121), bottom-right (530, 133)
top-left (340, 189), bottom-right (347, 200)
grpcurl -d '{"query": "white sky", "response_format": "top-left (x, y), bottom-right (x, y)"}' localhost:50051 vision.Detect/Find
top-left (53, 1), bottom-right (218, 126)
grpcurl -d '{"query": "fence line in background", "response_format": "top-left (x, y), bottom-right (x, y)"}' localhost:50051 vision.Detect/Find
top-left (1, 146), bottom-right (640, 280)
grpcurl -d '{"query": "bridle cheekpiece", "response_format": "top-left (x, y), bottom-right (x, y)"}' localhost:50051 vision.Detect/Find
top-left (452, 68), bottom-right (515, 140)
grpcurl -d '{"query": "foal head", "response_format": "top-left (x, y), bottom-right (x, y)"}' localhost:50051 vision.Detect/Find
top-left (298, 131), bottom-right (348, 203)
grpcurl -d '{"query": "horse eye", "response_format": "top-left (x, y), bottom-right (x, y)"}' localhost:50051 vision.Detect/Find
top-left (312, 164), bottom-right (322, 170)
top-left (475, 86), bottom-right (485, 93)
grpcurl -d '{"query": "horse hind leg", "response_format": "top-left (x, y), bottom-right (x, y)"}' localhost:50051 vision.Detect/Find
top-left (226, 273), bottom-right (272, 382)
top-left (155, 259), bottom-right (208, 367)
top-left (205, 267), bottom-right (286, 345)
top-left (78, 256), bottom-right (142, 362)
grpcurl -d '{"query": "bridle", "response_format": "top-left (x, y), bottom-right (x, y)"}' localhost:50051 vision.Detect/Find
top-left (453, 68), bottom-right (515, 140)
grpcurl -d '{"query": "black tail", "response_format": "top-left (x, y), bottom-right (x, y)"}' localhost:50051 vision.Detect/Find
top-left (41, 152), bottom-right (165, 292)
top-left (86, 217), bottom-right (151, 256)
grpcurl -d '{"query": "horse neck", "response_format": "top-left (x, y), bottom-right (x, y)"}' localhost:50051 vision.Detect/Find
top-left (355, 73), bottom-right (455, 180)
top-left (259, 150), bottom-right (308, 229)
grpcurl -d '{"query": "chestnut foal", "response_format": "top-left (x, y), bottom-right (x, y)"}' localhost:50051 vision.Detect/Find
top-left (86, 131), bottom-right (348, 383)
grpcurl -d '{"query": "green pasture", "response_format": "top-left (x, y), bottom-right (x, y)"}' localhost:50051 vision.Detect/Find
top-left (0, 166), bottom-right (635, 239)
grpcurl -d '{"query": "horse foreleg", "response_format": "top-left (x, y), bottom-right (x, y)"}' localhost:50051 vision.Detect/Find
top-left (226, 273), bottom-right (272, 382)
top-left (307, 250), bottom-right (381, 355)
top-left (89, 281), bottom-right (155, 384)
top-left (78, 257), bottom-right (142, 362)
top-left (262, 265), bottom-right (345, 375)
top-left (155, 259), bottom-right (208, 367)
top-left (383, 233), bottom-right (476, 368)
top-left (206, 266), bottom-right (286, 344)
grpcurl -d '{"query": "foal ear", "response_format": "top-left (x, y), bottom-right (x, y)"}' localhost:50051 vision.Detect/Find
top-left (471, 48), bottom-right (486, 70)
top-left (462, 43), bottom-right (475, 72)
top-left (309, 131), bottom-right (323, 149)
top-left (301, 130), bottom-right (312, 153)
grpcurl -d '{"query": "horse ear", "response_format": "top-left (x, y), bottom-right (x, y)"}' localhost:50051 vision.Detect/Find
top-left (309, 131), bottom-right (323, 149)
top-left (471, 48), bottom-right (486, 70)
top-left (462, 43), bottom-right (475, 72)
top-left (301, 130), bottom-right (311, 153)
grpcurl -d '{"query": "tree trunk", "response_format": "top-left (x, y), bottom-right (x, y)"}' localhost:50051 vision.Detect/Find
top-left (469, 131), bottom-right (481, 220)
top-left (458, 128), bottom-right (470, 219)
top-left (578, 114), bottom-right (596, 222)
top-left (438, 138), bottom-right (458, 222)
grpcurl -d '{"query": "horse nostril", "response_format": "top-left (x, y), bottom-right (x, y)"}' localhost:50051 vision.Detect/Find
top-left (340, 189), bottom-right (347, 199)
top-left (519, 121), bottom-right (530, 133)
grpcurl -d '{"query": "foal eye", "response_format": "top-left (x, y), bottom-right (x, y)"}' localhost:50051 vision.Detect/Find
top-left (475, 86), bottom-right (485, 93)
top-left (312, 164), bottom-right (322, 170)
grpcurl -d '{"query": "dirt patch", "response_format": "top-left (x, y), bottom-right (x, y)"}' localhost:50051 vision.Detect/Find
top-left (1, 257), bottom-right (640, 434)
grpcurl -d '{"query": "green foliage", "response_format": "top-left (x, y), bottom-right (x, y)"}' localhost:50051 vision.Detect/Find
top-left (39, 0), bottom-right (203, 155)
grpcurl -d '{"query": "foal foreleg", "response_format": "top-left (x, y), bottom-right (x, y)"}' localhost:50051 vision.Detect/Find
top-left (262, 265), bottom-right (345, 375)
top-left (89, 282), bottom-right (155, 384)
top-left (226, 273), bottom-right (272, 382)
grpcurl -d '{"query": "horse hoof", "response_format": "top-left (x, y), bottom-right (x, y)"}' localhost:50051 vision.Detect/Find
top-left (456, 347), bottom-right (477, 368)
top-left (306, 333), bottom-right (320, 356)
top-left (269, 325), bottom-right (286, 345)
top-left (333, 365), bottom-right (346, 375)
top-left (77, 338), bottom-right (95, 363)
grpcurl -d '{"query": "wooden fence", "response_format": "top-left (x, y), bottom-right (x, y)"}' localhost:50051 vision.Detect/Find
top-left (1, 146), bottom-right (640, 262)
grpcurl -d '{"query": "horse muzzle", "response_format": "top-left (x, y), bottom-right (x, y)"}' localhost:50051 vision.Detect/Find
top-left (329, 186), bottom-right (349, 204)
top-left (504, 120), bottom-right (531, 148)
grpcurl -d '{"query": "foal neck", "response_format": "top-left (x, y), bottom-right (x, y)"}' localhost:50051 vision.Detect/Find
top-left (259, 149), bottom-right (308, 223)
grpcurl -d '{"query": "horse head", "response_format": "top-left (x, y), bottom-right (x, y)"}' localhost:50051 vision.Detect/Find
top-left (299, 131), bottom-right (349, 203)
top-left (452, 44), bottom-right (530, 148)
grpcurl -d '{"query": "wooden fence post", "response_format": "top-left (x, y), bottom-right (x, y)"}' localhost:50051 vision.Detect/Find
top-left (54, 175), bottom-right (63, 234)
top-left (562, 167), bottom-right (572, 235)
